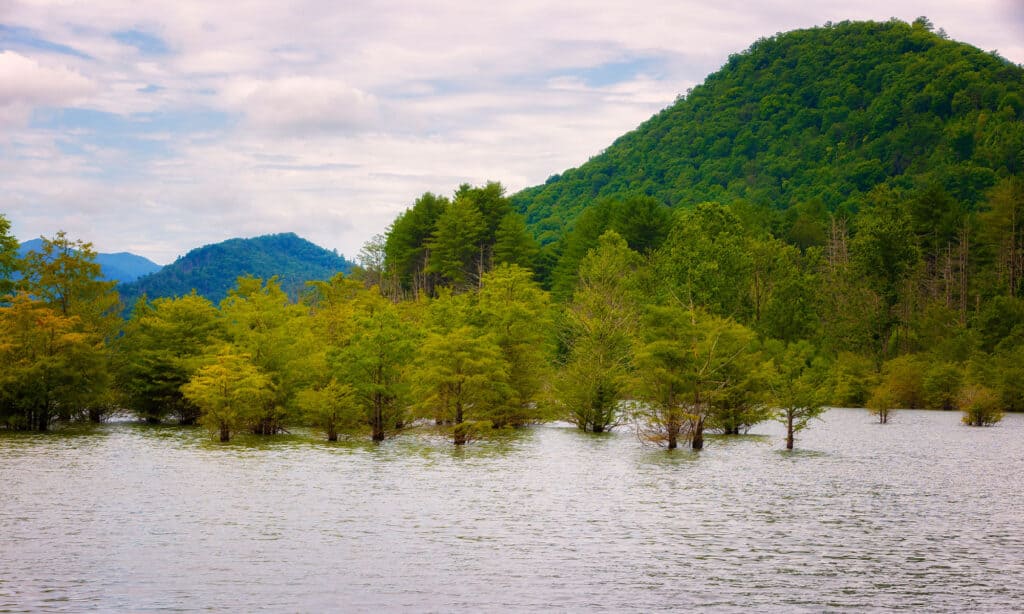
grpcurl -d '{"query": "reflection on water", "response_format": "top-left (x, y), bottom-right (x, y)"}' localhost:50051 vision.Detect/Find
top-left (1, 409), bottom-right (1023, 612)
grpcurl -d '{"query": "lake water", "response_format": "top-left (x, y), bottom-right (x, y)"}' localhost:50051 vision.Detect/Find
top-left (1, 409), bottom-right (1023, 612)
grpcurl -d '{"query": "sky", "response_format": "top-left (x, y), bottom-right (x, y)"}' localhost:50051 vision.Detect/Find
top-left (1, 1), bottom-right (1022, 265)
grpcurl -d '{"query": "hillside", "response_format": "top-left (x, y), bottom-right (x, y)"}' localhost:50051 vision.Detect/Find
top-left (18, 238), bottom-right (162, 284)
top-left (119, 233), bottom-right (352, 305)
top-left (512, 18), bottom-right (1024, 245)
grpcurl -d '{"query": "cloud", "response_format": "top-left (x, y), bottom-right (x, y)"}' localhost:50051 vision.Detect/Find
top-left (221, 76), bottom-right (379, 134)
top-left (0, 51), bottom-right (96, 125)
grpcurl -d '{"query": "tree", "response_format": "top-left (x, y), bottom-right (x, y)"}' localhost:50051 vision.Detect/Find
top-left (978, 177), bottom-right (1024, 297)
top-left (922, 362), bottom-right (963, 410)
top-left (356, 234), bottom-right (388, 291)
top-left (558, 231), bottom-right (643, 432)
top-left (181, 350), bottom-right (275, 442)
top-left (492, 213), bottom-right (540, 271)
top-left (958, 383), bottom-right (1003, 426)
top-left (331, 291), bottom-right (416, 441)
top-left (477, 264), bottom-right (553, 427)
top-left (113, 293), bottom-right (223, 424)
top-left (18, 232), bottom-right (120, 336)
top-left (655, 202), bottom-right (753, 318)
top-left (219, 276), bottom-right (310, 434)
top-left (0, 214), bottom-right (19, 296)
top-left (866, 381), bottom-right (897, 423)
top-left (768, 341), bottom-right (828, 450)
top-left (383, 191), bottom-right (448, 297)
top-left (633, 305), bottom-right (758, 450)
top-left (412, 325), bottom-right (509, 445)
top-left (0, 293), bottom-right (108, 430)
top-left (427, 196), bottom-right (487, 288)
top-left (296, 379), bottom-right (360, 441)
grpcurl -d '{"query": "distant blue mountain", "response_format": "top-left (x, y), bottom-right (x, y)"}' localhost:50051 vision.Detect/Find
top-left (18, 238), bottom-right (163, 284)
top-left (118, 232), bottom-right (353, 305)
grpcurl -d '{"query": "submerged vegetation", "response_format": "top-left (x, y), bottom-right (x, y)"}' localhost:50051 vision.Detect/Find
top-left (3, 19), bottom-right (1021, 445)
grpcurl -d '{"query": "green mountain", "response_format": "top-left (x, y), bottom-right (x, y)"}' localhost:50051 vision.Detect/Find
top-left (18, 238), bottom-right (162, 283)
top-left (119, 232), bottom-right (352, 305)
top-left (512, 18), bottom-right (1024, 245)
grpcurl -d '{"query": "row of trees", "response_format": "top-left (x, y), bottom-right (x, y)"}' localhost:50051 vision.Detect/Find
top-left (1, 204), bottom-right (1007, 447)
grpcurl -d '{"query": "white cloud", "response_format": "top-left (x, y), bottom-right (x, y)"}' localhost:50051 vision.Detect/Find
top-left (221, 76), bottom-right (379, 134)
top-left (0, 51), bottom-right (96, 126)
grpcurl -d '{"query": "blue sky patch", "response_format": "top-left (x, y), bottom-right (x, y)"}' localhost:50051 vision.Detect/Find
top-left (0, 24), bottom-right (91, 58)
top-left (112, 29), bottom-right (170, 56)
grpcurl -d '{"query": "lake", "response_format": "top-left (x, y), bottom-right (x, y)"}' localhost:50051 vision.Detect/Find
top-left (1, 409), bottom-right (1022, 612)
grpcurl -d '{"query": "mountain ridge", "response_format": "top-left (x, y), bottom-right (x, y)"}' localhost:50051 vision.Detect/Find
top-left (119, 232), bottom-right (352, 305)
top-left (511, 18), bottom-right (1024, 247)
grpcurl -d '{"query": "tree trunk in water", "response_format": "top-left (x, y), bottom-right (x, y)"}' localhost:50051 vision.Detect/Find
top-left (667, 428), bottom-right (677, 450)
top-left (786, 412), bottom-right (794, 450)
top-left (372, 393), bottom-right (385, 442)
top-left (592, 424), bottom-right (604, 433)
top-left (691, 418), bottom-right (704, 450)
top-left (453, 401), bottom-right (466, 445)
top-left (219, 423), bottom-right (230, 442)
top-left (327, 425), bottom-right (337, 442)
top-left (88, 407), bottom-right (103, 423)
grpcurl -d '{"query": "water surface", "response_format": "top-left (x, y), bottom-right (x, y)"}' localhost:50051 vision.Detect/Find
top-left (2, 409), bottom-right (1022, 612)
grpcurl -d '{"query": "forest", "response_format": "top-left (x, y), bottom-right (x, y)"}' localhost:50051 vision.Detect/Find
top-left (1, 19), bottom-right (1021, 448)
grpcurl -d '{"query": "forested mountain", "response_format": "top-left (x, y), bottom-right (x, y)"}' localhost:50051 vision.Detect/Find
top-left (512, 18), bottom-right (1023, 248)
top-left (119, 233), bottom-right (351, 305)
top-left (18, 238), bottom-right (161, 283)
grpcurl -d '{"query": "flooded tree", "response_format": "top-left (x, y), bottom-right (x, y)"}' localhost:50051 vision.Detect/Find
top-left (768, 341), bottom-right (827, 449)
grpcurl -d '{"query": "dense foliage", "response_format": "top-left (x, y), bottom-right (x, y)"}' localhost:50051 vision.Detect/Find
top-left (513, 18), bottom-right (1023, 248)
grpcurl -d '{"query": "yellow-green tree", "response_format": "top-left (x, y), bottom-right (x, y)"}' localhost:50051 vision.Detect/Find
top-left (296, 378), bottom-right (360, 441)
top-left (181, 350), bottom-right (275, 441)
top-left (220, 276), bottom-right (310, 434)
top-left (0, 293), bottom-right (107, 430)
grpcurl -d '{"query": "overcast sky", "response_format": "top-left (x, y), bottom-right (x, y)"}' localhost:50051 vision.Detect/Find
top-left (2, 1), bottom-right (1022, 264)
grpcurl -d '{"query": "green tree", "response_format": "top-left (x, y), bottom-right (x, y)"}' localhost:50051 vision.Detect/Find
top-left (0, 214), bottom-right (19, 296)
top-left (922, 362), bottom-right (963, 410)
top-left (427, 196), bottom-right (487, 288)
top-left (18, 232), bottom-right (121, 337)
top-left (633, 306), bottom-right (758, 450)
top-left (978, 177), bottom-right (1024, 297)
top-left (296, 379), bottom-right (360, 441)
top-left (412, 325), bottom-right (509, 444)
top-left (384, 192), bottom-right (448, 297)
top-left (866, 380), bottom-right (897, 423)
top-left (558, 231), bottom-right (643, 432)
top-left (113, 293), bottom-right (222, 424)
top-left (181, 350), bottom-right (275, 442)
top-left (655, 203), bottom-right (753, 318)
top-left (768, 341), bottom-right (828, 450)
top-left (492, 213), bottom-right (540, 271)
top-left (478, 264), bottom-right (553, 427)
top-left (331, 290), bottom-right (416, 441)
